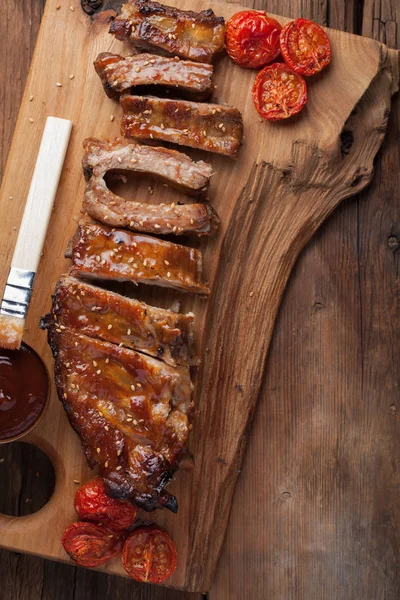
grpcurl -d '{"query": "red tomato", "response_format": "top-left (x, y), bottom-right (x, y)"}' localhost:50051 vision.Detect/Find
top-left (62, 522), bottom-right (126, 567)
top-left (225, 10), bottom-right (282, 69)
top-left (74, 477), bottom-right (137, 531)
top-left (252, 63), bottom-right (307, 121)
top-left (280, 19), bottom-right (331, 76)
top-left (122, 526), bottom-right (177, 584)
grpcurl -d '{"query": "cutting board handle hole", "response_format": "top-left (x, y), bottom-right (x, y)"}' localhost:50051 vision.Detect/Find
top-left (0, 441), bottom-right (55, 517)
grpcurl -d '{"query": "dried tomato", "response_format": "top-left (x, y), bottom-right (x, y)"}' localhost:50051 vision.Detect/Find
top-left (74, 477), bottom-right (137, 530)
top-left (226, 10), bottom-right (282, 68)
top-left (252, 62), bottom-right (307, 121)
top-left (62, 522), bottom-right (126, 567)
top-left (122, 525), bottom-right (177, 583)
top-left (280, 19), bottom-right (331, 76)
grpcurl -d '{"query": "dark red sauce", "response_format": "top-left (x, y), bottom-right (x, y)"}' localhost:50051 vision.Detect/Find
top-left (0, 343), bottom-right (49, 441)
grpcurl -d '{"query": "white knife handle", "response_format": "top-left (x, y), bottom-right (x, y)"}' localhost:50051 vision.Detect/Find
top-left (11, 116), bottom-right (72, 272)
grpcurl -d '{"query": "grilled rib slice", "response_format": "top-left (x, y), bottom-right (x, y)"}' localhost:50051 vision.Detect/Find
top-left (94, 52), bottom-right (213, 100)
top-left (43, 324), bottom-right (193, 511)
top-left (109, 0), bottom-right (225, 63)
top-left (83, 137), bottom-right (212, 195)
top-left (83, 138), bottom-right (219, 237)
top-left (84, 182), bottom-right (219, 236)
top-left (67, 222), bottom-right (210, 295)
top-left (120, 96), bottom-right (244, 157)
top-left (41, 275), bottom-right (198, 366)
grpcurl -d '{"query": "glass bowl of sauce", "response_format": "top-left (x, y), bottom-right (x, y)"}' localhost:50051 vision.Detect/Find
top-left (0, 343), bottom-right (49, 443)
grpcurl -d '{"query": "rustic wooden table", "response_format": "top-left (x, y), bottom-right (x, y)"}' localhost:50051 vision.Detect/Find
top-left (1, 1), bottom-right (399, 599)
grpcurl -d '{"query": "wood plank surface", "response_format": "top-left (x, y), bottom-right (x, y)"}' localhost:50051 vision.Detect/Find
top-left (209, 1), bottom-right (400, 599)
top-left (0, 0), bottom-right (396, 590)
top-left (0, 1), bottom-right (399, 600)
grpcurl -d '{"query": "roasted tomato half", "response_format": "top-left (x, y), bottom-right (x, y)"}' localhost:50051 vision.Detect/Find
top-left (74, 477), bottom-right (137, 531)
top-left (62, 522), bottom-right (126, 567)
top-left (225, 10), bottom-right (282, 68)
top-left (252, 62), bottom-right (307, 121)
top-left (122, 525), bottom-right (178, 584)
top-left (280, 18), bottom-right (331, 76)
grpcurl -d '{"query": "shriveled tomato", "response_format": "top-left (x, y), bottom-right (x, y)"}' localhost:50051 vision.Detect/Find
top-left (252, 63), bottom-right (307, 121)
top-left (62, 522), bottom-right (126, 567)
top-left (280, 19), bottom-right (331, 76)
top-left (74, 477), bottom-right (137, 531)
top-left (225, 10), bottom-right (282, 69)
top-left (122, 526), bottom-right (177, 584)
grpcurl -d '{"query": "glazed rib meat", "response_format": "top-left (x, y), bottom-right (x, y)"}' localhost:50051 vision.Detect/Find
top-left (109, 0), bottom-right (225, 63)
top-left (83, 138), bottom-right (219, 237)
top-left (83, 137), bottom-right (212, 195)
top-left (94, 52), bottom-right (214, 100)
top-left (120, 96), bottom-right (244, 157)
top-left (41, 276), bottom-right (198, 366)
top-left (67, 222), bottom-right (210, 295)
top-left (43, 323), bottom-right (193, 511)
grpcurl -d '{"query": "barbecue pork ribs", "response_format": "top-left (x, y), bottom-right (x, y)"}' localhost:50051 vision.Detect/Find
top-left (41, 313), bottom-right (194, 512)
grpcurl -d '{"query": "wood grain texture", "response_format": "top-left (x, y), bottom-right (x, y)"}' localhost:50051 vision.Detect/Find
top-left (210, 1), bottom-right (400, 599)
top-left (0, 0), bottom-right (398, 598)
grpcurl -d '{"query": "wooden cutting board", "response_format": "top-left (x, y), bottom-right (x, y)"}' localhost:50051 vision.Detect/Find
top-left (0, 0), bottom-right (398, 592)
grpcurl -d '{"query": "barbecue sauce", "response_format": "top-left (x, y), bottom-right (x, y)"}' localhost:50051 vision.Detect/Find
top-left (0, 343), bottom-right (48, 441)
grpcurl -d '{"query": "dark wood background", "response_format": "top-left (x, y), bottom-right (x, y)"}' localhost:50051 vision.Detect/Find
top-left (1, 1), bottom-right (398, 599)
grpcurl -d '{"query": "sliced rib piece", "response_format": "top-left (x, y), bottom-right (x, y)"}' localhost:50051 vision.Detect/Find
top-left (84, 182), bottom-right (219, 236)
top-left (83, 137), bottom-right (212, 195)
top-left (40, 275), bottom-right (197, 366)
top-left (42, 323), bottom-right (193, 512)
top-left (83, 138), bottom-right (219, 237)
top-left (67, 222), bottom-right (210, 295)
top-left (109, 0), bottom-right (225, 63)
top-left (120, 96), bottom-right (244, 157)
top-left (94, 52), bottom-right (213, 100)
